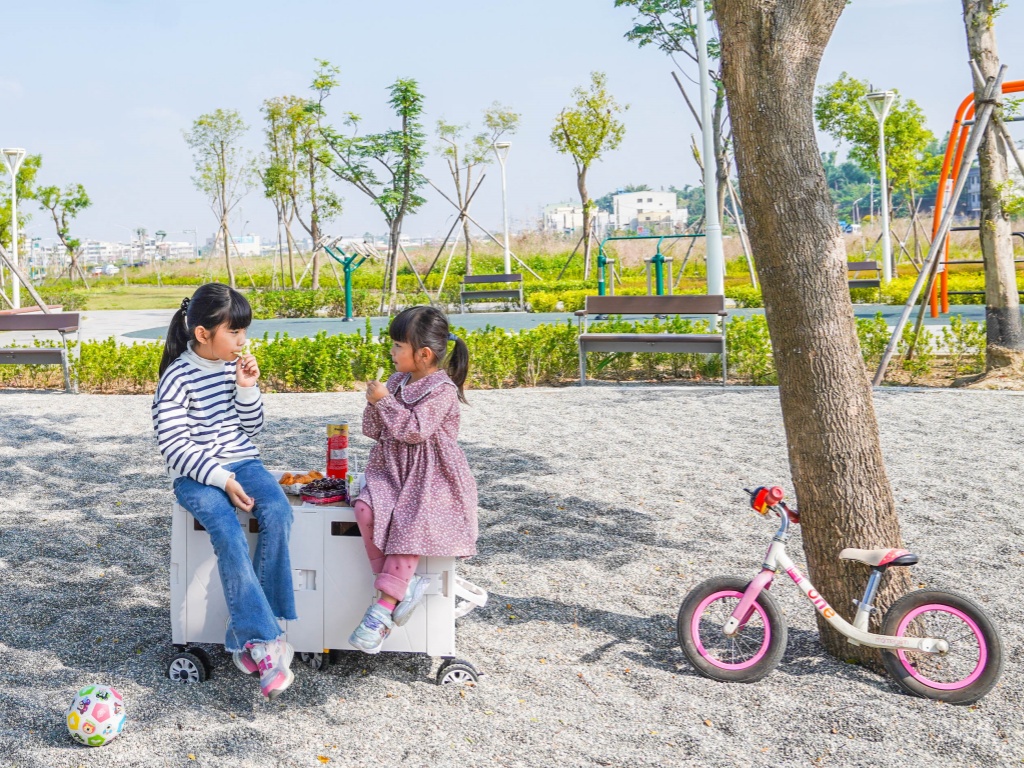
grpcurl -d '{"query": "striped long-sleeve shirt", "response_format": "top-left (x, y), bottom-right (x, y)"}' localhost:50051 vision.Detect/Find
top-left (152, 347), bottom-right (264, 490)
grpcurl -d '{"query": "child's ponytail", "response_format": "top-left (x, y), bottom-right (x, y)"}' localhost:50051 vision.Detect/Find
top-left (388, 305), bottom-right (470, 403)
top-left (159, 298), bottom-right (194, 377)
top-left (446, 334), bottom-right (469, 404)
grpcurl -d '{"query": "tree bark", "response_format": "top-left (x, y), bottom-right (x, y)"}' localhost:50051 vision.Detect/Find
top-left (578, 167), bottom-right (591, 280)
top-left (221, 215), bottom-right (235, 288)
top-left (962, 0), bottom-right (1024, 365)
top-left (716, 0), bottom-right (910, 668)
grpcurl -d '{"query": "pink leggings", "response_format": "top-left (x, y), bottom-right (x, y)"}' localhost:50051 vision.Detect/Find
top-left (354, 500), bottom-right (420, 602)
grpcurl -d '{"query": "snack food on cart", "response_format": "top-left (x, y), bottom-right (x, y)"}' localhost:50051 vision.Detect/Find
top-left (279, 471), bottom-right (324, 495)
top-left (300, 477), bottom-right (349, 505)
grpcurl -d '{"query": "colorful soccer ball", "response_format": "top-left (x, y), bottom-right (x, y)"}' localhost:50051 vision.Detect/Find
top-left (66, 685), bottom-right (126, 747)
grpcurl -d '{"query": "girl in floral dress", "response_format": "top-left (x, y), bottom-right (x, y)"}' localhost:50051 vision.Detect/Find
top-left (349, 306), bottom-right (479, 653)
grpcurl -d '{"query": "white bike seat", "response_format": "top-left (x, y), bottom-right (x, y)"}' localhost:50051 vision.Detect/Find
top-left (839, 547), bottom-right (919, 568)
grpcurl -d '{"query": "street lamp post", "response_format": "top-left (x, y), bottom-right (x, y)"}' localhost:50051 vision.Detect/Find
top-left (866, 90), bottom-right (895, 283)
top-left (492, 141), bottom-right (512, 275)
top-left (2, 148), bottom-right (27, 308)
top-left (694, 7), bottom-right (724, 300)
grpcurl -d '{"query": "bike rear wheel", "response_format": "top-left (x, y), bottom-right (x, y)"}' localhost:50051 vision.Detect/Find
top-left (677, 576), bottom-right (787, 683)
top-left (881, 589), bottom-right (1002, 705)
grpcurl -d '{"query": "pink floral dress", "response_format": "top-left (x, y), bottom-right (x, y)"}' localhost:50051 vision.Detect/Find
top-left (357, 370), bottom-right (479, 557)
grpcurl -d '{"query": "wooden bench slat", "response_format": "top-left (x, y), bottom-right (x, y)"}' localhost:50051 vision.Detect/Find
top-left (848, 279), bottom-right (881, 289)
top-left (0, 312), bottom-right (80, 333)
top-left (460, 289), bottom-right (523, 300)
top-left (462, 273), bottom-right (522, 284)
top-left (580, 333), bottom-right (723, 343)
top-left (582, 295), bottom-right (725, 316)
top-left (0, 348), bottom-right (66, 365)
top-left (847, 261), bottom-right (879, 271)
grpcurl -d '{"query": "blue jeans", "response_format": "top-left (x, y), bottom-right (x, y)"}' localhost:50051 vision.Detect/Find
top-left (173, 458), bottom-right (297, 651)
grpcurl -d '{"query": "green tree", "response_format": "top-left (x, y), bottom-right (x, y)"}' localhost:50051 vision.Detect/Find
top-left (436, 102), bottom-right (520, 274)
top-left (183, 109), bottom-right (255, 289)
top-left (615, 0), bottom-right (730, 231)
top-left (37, 183), bottom-right (92, 285)
top-left (263, 92), bottom-right (342, 291)
top-left (314, 63), bottom-right (427, 312)
top-left (550, 71), bottom-right (627, 277)
top-left (815, 74), bottom-right (939, 207)
top-left (717, 0), bottom-right (911, 667)
top-left (261, 96), bottom-right (304, 289)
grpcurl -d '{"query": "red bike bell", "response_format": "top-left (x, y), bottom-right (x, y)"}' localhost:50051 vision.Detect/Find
top-left (751, 485), bottom-right (784, 515)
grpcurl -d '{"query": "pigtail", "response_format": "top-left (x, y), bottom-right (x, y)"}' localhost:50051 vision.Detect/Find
top-left (446, 336), bottom-right (470, 404)
top-left (159, 299), bottom-right (193, 377)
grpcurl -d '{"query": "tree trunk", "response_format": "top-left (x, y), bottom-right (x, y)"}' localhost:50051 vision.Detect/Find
top-left (962, 0), bottom-right (1024, 366)
top-left (388, 219), bottom-right (402, 313)
top-left (716, 0), bottom-right (910, 669)
top-left (578, 168), bottom-right (591, 279)
top-left (456, 166), bottom-right (473, 275)
top-left (284, 220), bottom-right (297, 289)
top-left (221, 215), bottom-right (236, 288)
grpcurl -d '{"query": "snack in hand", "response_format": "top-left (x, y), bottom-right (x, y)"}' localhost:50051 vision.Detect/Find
top-left (375, 367), bottom-right (385, 382)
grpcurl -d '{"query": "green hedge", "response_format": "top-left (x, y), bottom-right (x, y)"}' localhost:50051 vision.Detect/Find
top-left (0, 314), bottom-right (985, 393)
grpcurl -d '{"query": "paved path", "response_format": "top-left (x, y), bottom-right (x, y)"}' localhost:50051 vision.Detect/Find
top-left (0, 304), bottom-right (988, 346)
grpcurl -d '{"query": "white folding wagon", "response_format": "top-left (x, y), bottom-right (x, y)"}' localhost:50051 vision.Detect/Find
top-left (168, 471), bottom-right (488, 686)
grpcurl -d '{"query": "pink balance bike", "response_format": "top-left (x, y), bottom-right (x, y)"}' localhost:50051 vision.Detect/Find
top-left (677, 486), bottom-right (1002, 705)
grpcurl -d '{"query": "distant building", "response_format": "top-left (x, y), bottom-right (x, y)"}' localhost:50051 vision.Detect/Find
top-left (204, 234), bottom-right (262, 257)
top-left (542, 203), bottom-right (611, 234)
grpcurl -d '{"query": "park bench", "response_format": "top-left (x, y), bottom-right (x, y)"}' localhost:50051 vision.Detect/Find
top-left (848, 260), bottom-right (881, 290)
top-left (574, 295), bottom-right (728, 386)
top-left (459, 273), bottom-right (524, 313)
top-left (0, 311), bottom-right (80, 393)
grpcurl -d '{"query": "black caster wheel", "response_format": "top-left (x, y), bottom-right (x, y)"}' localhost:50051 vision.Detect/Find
top-left (436, 658), bottom-right (480, 686)
top-left (168, 650), bottom-right (208, 683)
top-left (300, 652), bottom-right (329, 671)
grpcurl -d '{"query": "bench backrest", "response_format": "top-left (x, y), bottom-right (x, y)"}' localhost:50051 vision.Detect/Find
top-left (582, 295), bottom-right (725, 316)
top-left (0, 312), bottom-right (80, 333)
top-left (848, 260), bottom-right (878, 272)
top-left (462, 273), bottom-right (522, 285)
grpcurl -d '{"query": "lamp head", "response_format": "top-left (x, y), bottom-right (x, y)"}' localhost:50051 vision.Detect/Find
top-left (1, 147), bottom-right (26, 175)
top-left (865, 91), bottom-right (895, 121)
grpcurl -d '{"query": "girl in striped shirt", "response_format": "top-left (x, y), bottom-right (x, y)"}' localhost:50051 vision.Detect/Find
top-left (152, 283), bottom-right (296, 700)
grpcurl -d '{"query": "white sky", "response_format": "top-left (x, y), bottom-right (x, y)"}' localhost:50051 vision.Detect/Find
top-left (3, 0), bottom-right (1022, 245)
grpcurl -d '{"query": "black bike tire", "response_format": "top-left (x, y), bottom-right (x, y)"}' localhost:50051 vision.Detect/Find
top-left (881, 589), bottom-right (1002, 705)
top-left (677, 576), bottom-right (788, 683)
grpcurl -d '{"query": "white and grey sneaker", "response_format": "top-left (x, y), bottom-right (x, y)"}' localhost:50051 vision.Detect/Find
top-left (392, 575), bottom-right (430, 627)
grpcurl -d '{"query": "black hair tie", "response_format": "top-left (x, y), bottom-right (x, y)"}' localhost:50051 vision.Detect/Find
top-left (180, 297), bottom-right (191, 312)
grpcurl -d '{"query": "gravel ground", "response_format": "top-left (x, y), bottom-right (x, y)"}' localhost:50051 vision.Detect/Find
top-left (0, 385), bottom-right (1021, 768)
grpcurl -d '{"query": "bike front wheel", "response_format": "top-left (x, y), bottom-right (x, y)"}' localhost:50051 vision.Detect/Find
top-left (881, 589), bottom-right (1002, 705)
top-left (677, 576), bottom-right (788, 683)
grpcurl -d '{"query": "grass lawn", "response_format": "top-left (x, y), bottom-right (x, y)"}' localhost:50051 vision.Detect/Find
top-left (80, 284), bottom-right (200, 310)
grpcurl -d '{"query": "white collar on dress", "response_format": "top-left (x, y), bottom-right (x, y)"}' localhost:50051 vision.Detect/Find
top-left (397, 370), bottom-right (457, 403)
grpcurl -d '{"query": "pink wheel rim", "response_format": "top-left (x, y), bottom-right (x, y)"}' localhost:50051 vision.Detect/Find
top-left (691, 590), bottom-right (771, 670)
top-left (895, 604), bottom-right (987, 690)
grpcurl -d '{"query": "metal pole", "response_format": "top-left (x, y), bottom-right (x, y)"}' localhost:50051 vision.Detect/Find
top-left (878, 118), bottom-right (892, 282)
top-left (695, 6), bottom-right (724, 298)
top-left (866, 92), bottom-right (895, 283)
top-left (493, 142), bottom-right (512, 274)
top-left (3, 149), bottom-right (26, 308)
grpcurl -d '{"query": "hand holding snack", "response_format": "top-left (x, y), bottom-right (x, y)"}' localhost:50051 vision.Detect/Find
top-left (235, 343), bottom-right (259, 387)
top-left (366, 379), bottom-right (389, 405)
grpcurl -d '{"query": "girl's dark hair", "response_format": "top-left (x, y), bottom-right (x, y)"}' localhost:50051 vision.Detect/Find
top-left (159, 283), bottom-right (252, 377)
top-left (389, 305), bottom-right (469, 403)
